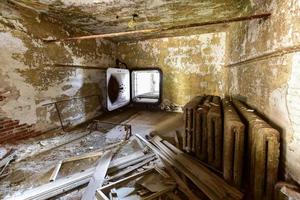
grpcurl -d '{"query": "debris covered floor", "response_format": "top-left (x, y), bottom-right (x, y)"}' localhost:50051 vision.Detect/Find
top-left (1, 0), bottom-right (300, 199)
top-left (0, 109), bottom-right (183, 199)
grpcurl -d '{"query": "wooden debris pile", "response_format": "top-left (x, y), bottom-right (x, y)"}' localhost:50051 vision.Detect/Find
top-left (0, 149), bottom-right (16, 177)
top-left (6, 137), bottom-right (178, 200)
top-left (136, 134), bottom-right (244, 200)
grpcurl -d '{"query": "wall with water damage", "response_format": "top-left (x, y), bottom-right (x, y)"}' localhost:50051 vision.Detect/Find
top-left (0, 2), bottom-right (116, 132)
top-left (117, 32), bottom-right (227, 109)
top-left (227, 0), bottom-right (300, 184)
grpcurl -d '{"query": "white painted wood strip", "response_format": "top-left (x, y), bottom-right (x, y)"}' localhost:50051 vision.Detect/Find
top-left (81, 150), bottom-right (113, 200)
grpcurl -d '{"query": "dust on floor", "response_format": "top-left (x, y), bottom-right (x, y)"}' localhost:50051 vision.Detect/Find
top-left (0, 109), bottom-right (183, 199)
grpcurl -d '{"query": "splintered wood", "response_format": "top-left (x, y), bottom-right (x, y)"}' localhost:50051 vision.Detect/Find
top-left (82, 150), bottom-right (114, 200)
top-left (136, 134), bottom-right (244, 200)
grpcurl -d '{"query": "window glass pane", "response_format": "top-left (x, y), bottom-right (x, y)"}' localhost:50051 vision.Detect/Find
top-left (131, 70), bottom-right (161, 103)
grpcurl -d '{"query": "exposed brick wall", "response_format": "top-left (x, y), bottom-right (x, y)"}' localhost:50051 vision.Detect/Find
top-left (0, 117), bottom-right (42, 143)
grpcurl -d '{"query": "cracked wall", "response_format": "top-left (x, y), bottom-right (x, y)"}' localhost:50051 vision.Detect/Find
top-left (117, 32), bottom-right (227, 109)
top-left (227, 0), bottom-right (300, 184)
top-left (0, 2), bottom-right (116, 131)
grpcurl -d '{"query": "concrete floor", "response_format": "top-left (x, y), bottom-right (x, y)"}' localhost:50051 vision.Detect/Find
top-left (0, 108), bottom-right (183, 199)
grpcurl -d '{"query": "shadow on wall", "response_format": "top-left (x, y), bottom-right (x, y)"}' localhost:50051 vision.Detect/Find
top-left (42, 70), bottom-right (106, 131)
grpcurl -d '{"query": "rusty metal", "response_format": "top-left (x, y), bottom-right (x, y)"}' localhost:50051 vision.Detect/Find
top-left (43, 13), bottom-right (271, 43)
top-left (195, 95), bottom-right (212, 161)
top-left (183, 96), bottom-right (203, 153)
top-left (207, 96), bottom-right (222, 170)
top-left (52, 63), bottom-right (107, 70)
top-left (233, 99), bottom-right (280, 200)
top-left (222, 98), bottom-right (245, 188)
top-left (43, 95), bottom-right (102, 131)
top-left (42, 94), bottom-right (101, 106)
top-left (54, 103), bottom-right (66, 132)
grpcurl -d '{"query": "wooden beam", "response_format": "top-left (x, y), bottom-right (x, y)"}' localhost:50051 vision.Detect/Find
top-left (82, 150), bottom-right (114, 200)
top-left (226, 44), bottom-right (300, 67)
top-left (43, 13), bottom-right (271, 43)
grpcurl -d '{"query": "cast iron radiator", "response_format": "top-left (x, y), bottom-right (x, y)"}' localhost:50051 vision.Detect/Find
top-left (207, 96), bottom-right (222, 169)
top-left (222, 98), bottom-right (245, 188)
top-left (195, 95), bottom-right (212, 160)
top-left (183, 96), bottom-right (203, 153)
top-left (233, 99), bottom-right (280, 200)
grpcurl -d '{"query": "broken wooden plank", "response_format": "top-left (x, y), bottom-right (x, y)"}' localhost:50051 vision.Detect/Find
top-left (0, 150), bottom-right (16, 168)
top-left (141, 186), bottom-right (175, 200)
top-left (161, 137), bottom-right (243, 200)
top-left (161, 159), bottom-right (201, 200)
top-left (96, 168), bottom-right (154, 200)
top-left (49, 161), bottom-right (62, 182)
top-left (108, 151), bottom-right (145, 169)
top-left (64, 151), bottom-right (103, 163)
top-left (137, 171), bottom-right (175, 193)
top-left (167, 192), bottom-right (182, 200)
top-left (107, 155), bottom-right (156, 181)
top-left (108, 153), bottom-right (154, 174)
top-left (10, 168), bottom-right (95, 200)
top-left (82, 150), bottom-right (114, 200)
top-left (136, 135), bottom-right (216, 199)
top-left (9, 148), bottom-right (138, 200)
top-left (136, 134), bottom-right (243, 200)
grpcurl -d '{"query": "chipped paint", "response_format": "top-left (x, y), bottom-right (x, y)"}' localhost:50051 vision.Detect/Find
top-left (8, 0), bottom-right (249, 41)
top-left (0, 2), bottom-right (116, 130)
top-left (117, 32), bottom-right (227, 106)
top-left (227, 0), bottom-right (300, 184)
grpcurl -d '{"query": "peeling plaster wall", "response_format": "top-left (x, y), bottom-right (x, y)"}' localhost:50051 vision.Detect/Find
top-left (0, 2), bottom-right (116, 131)
top-left (117, 32), bottom-right (227, 107)
top-left (11, 0), bottom-right (247, 36)
top-left (227, 0), bottom-right (300, 183)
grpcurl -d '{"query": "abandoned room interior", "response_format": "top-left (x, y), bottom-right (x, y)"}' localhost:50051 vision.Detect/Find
top-left (0, 0), bottom-right (299, 199)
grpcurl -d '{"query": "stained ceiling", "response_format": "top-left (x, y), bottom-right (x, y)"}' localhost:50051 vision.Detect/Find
top-left (7, 0), bottom-right (251, 41)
